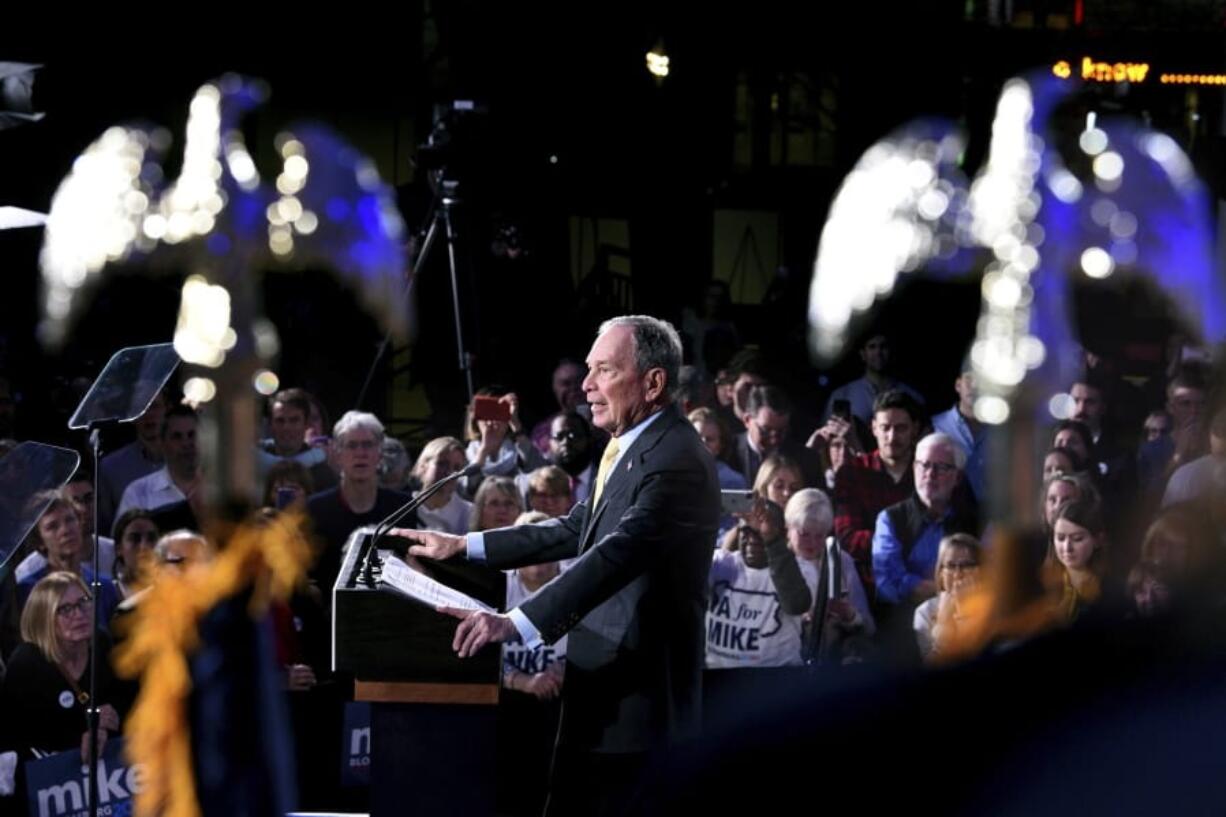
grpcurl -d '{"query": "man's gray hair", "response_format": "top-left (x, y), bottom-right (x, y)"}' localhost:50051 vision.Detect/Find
top-left (916, 432), bottom-right (966, 471)
top-left (598, 315), bottom-right (683, 390)
top-left (154, 529), bottom-right (207, 562)
top-left (333, 410), bottom-right (385, 444)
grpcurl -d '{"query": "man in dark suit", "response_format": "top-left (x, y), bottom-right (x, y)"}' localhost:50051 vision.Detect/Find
top-left (732, 384), bottom-right (822, 488)
top-left (396, 315), bottom-right (720, 816)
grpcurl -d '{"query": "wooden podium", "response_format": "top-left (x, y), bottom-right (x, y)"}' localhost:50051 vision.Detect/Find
top-left (333, 528), bottom-right (506, 816)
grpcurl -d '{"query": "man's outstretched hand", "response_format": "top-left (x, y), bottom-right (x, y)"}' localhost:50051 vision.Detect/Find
top-left (390, 528), bottom-right (466, 561)
top-left (439, 606), bottom-right (519, 658)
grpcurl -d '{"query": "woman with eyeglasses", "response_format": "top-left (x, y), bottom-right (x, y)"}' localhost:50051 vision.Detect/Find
top-left (2, 572), bottom-right (126, 763)
top-left (524, 465), bottom-right (573, 519)
top-left (410, 437), bottom-right (473, 535)
top-left (110, 509), bottom-right (161, 599)
top-left (469, 477), bottom-right (525, 533)
top-left (913, 533), bottom-right (982, 661)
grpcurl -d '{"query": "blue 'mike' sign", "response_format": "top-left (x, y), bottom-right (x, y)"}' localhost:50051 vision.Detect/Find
top-left (25, 739), bottom-right (142, 817)
top-left (340, 702), bottom-right (371, 788)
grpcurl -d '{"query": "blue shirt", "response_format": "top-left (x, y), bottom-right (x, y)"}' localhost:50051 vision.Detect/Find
top-left (932, 406), bottom-right (987, 502)
top-left (871, 503), bottom-right (950, 604)
top-left (824, 376), bottom-right (924, 425)
top-left (470, 408), bottom-right (668, 648)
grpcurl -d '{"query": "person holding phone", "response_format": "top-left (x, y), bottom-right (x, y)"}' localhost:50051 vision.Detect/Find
top-left (705, 505), bottom-right (814, 669)
top-left (262, 460), bottom-right (315, 511)
top-left (806, 405), bottom-right (862, 493)
top-left (462, 388), bottom-right (546, 498)
top-left (716, 455), bottom-right (806, 553)
top-left (822, 332), bottom-right (925, 426)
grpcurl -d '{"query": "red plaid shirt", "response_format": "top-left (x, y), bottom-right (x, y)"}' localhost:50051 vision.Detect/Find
top-left (833, 451), bottom-right (913, 594)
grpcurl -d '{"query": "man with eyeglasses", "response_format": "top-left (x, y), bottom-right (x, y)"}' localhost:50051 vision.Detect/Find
top-left (306, 410), bottom-right (413, 599)
top-left (544, 411), bottom-right (599, 503)
top-left (529, 360), bottom-right (589, 457)
top-left (872, 433), bottom-right (979, 613)
top-left (733, 385), bottom-right (820, 488)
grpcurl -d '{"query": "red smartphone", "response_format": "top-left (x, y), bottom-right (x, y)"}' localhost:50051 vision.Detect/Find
top-left (473, 395), bottom-right (511, 422)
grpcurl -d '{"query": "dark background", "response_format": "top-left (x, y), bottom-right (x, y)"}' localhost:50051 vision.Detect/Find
top-left (2, 2), bottom-right (1224, 450)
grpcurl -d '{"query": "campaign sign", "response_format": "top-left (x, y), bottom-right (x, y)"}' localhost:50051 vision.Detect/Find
top-left (25, 738), bottom-right (143, 817)
top-left (340, 702), bottom-right (371, 788)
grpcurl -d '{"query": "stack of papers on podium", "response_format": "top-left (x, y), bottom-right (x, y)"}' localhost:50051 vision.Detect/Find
top-left (380, 554), bottom-right (495, 613)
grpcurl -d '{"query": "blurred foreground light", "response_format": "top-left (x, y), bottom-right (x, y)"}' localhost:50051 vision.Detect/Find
top-left (174, 275), bottom-right (231, 368)
top-left (253, 370), bottom-right (280, 395)
top-left (183, 377), bottom-right (217, 404)
top-left (1080, 247), bottom-right (1114, 279)
top-left (1049, 392), bottom-right (1075, 419)
top-left (1079, 128), bottom-right (1108, 156)
top-left (974, 395), bottom-right (1010, 425)
top-left (646, 49), bottom-right (670, 78)
top-left (1093, 151), bottom-right (1124, 182)
top-left (253, 318), bottom-right (280, 359)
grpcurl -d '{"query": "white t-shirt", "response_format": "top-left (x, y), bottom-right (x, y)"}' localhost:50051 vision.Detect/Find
top-left (502, 570), bottom-right (568, 676)
top-left (415, 492), bottom-right (472, 536)
top-left (705, 550), bottom-right (818, 669)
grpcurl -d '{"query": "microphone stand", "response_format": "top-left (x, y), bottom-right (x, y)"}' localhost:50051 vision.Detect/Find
top-left (84, 419), bottom-right (120, 817)
top-left (354, 461), bottom-right (482, 587)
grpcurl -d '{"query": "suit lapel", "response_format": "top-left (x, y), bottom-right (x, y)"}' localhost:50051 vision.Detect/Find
top-left (577, 405), bottom-right (679, 554)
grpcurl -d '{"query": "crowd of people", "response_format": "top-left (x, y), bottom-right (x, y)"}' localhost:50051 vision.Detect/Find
top-left (0, 310), bottom-right (1223, 815)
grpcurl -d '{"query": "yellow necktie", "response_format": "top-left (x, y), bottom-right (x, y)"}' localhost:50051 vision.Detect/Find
top-left (592, 438), bottom-right (620, 507)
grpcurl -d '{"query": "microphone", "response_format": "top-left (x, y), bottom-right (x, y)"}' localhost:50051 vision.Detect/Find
top-left (354, 460), bottom-right (482, 588)
top-left (362, 460), bottom-right (483, 571)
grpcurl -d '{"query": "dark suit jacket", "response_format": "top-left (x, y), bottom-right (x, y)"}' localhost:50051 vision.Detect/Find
top-left (483, 403), bottom-right (720, 754)
top-left (732, 433), bottom-right (822, 490)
